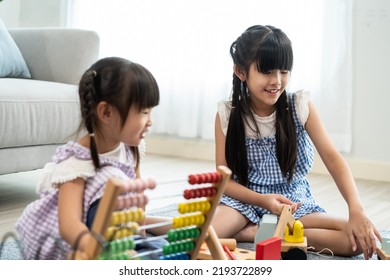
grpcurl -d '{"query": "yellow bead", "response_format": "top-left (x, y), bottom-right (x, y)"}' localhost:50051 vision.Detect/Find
top-left (119, 211), bottom-right (126, 224)
top-left (126, 210), bottom-right (133, 222)
top-left (105, 227), bottom-right (115, 240)
top-left (138, 208), bottom-right (145, 220)
top-left (111, 212), bottom-right (119, 226)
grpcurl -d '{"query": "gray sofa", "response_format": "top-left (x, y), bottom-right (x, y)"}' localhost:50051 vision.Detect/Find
top-left (0, 28), bottom-right (100, 175)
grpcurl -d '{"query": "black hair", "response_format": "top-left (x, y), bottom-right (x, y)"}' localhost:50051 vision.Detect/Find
top-left (78, 57), bottom-right (160, 169)
top-left (226, 25), bottom-right (296, 185)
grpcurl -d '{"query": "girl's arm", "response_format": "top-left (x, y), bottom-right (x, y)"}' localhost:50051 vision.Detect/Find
top-left (215, 113), bottom-right (299, 215)
top-left (305, 101), bottom-right (381, 255)
top-left (58, 178), bottom-right (91, 252)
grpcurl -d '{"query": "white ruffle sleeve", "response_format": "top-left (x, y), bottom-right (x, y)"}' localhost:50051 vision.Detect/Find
top-left (36, 156), bottom-right (96, 193)
top-left (217, 101), bottom-right (231, 136)
top-left (294, 89), bottom-right (311, 126)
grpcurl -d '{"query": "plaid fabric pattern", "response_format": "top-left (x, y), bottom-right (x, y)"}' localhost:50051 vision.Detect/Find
top-left (15, 142), bottom-right (136, 259)
top-left (221, 93), bottom-right (325, 224)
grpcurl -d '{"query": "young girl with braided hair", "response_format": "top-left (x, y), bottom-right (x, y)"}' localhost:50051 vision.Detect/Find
top-left (16, 57), bottom-right (161, 259)
top-left (211, 25), bottom-right (381, 259)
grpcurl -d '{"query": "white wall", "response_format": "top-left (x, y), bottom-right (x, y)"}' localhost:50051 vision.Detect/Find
top-left (352, 0), bottom-right (390, 163)
top-left (0, 0), bottom-right (20, 27)
top-left (0, 0), bottom-right (68, 28)
top-left (1, 0), bottom-right (389, 181)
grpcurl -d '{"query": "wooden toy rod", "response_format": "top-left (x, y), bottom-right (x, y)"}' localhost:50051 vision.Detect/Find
top-left (190, 165), bottom-right (231, 260)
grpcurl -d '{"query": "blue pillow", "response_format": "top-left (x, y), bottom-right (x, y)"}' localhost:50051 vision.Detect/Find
top-left (0, 18), bottom-right (31, 78)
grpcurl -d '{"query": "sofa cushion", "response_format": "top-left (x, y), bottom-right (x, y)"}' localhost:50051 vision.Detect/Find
top-left (0, 18), bottom-right (31, 78)
top-left (0, 78), bottom-right (81, 148)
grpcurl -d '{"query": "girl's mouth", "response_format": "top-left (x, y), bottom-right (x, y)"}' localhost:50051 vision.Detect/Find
top-left (265, 89), bottom-right (280, 94)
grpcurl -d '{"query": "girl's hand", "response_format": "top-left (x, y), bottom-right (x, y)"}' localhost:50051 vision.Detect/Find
top-left (347, 210), bottom-right (382, 260)
top-left (263, 194), bottom-right (301, 215)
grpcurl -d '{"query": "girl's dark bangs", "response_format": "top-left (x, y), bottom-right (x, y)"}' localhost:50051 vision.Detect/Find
top-left (255, 41), bottom-right (293, 72)
top-left (130, 68), bottom-right (160, 111)
top-left (139, 77), bottom-right (160, 109)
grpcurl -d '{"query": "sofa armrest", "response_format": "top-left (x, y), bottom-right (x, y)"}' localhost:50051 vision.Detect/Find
top-left (8, 28), bottom-right (100, 85)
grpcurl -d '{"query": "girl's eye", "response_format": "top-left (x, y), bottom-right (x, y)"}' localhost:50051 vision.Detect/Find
top-left (262, 70), bottom-right (289, 75)
top-left (142, 108), bottom-right (151, 115)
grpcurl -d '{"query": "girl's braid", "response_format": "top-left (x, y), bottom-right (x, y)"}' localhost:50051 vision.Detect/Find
top-left (79, 70), bottom-right (100, 169)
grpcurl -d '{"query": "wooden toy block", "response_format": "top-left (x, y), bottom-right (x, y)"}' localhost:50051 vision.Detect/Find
top-left (281, 237), bottom-right (307, 253)
top-left (273, 205), bottom-right (295, 239)
top-left (254, 214), bottom-right (277, 244)
top-left (198, 238), bottom-right (256, 260)
top-left (255, 236), bottom-right (282, 260)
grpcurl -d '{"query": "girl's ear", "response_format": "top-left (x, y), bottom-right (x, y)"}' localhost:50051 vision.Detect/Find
top-left (96, 101), bottom-right (113, 124)
top-left (234, 64), bottom-right (246, 81)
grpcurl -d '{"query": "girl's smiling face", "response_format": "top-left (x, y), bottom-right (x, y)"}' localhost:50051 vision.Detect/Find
top-left (120, 106), bottom-right (153, 147)
top-left (245, 63), bottom-right (290, 116)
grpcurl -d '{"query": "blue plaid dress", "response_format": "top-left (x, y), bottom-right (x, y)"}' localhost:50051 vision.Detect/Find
top-left (220, 92), bottom-right (325, 224)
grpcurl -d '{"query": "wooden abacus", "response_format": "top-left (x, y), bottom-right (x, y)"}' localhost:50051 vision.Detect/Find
top-left (72, 165), bottom-right (232, 260)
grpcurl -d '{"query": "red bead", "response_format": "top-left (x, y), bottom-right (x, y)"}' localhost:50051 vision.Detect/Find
top-left (188, 175), bottom-right (197, 185)
top-left (184, 189), bottom-right (194, 199)
top-left (199, 174), bottom-right (206, 183)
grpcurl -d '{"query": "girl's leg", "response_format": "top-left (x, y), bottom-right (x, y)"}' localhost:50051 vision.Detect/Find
top-left (211, 204), bottom-right (255, 242)
top-left (144, 215), bottom-right (172, 236)
top-left (299, 212), bottom-right (364, 257)
top-left (232, 223), bottom-right (258, 242)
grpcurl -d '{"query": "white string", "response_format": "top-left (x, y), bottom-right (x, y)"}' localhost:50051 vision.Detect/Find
top-left (307, 246), bottom-right (334, 259)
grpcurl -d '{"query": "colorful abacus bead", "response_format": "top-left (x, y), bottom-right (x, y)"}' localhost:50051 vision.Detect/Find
top-left (159, 252), bottom-right (190, 260)
top-left (162, 240), bottom-right (195, 255)
top-left (172, 213), bottom-right (205, 228)
top-left (121, 178), bottom-right (156, 193)
top-left (178, 200), bottom-right (211, 214)
top-left (183, 186), bottom-right (217, 199)
top-left (167, 226), bottom-right (200, 242)
top-left (110, 208), bottom-right (145, 226)
top-left (109, 237), bottom-right (136, 253)
top-left (105, 222), bottom-right (139, 240)
top-left (188, 172), bottom-right (221, 185)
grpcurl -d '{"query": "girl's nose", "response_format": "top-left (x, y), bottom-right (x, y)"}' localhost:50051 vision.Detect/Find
top-left (271, 71), bottom-right (282, 85)
top-left (147, 117), bottom-right (153, 127)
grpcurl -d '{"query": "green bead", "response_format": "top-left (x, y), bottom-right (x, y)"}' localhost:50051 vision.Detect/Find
top-left (163, 244), bottom-right (172, 255)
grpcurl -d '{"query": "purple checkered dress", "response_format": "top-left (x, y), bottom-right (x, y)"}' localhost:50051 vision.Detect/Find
top-left (220, 92), bottom-right (325, 224)
top-left (15, 141), bottom-right (136, 259)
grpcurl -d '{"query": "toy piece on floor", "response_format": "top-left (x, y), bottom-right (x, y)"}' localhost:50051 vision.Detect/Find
top-left (254, 205), bottom-right (307, 260)
top-left (377, 237), bottom-right (390, 260)
top-left (198, 238), bottom-right (256, 260)
top-left (71, 166), bottom-right (232, 260)
top-left (255, 236), bottom-right (282, 260)
top-left (254, 214), bottom-right (277, 245)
